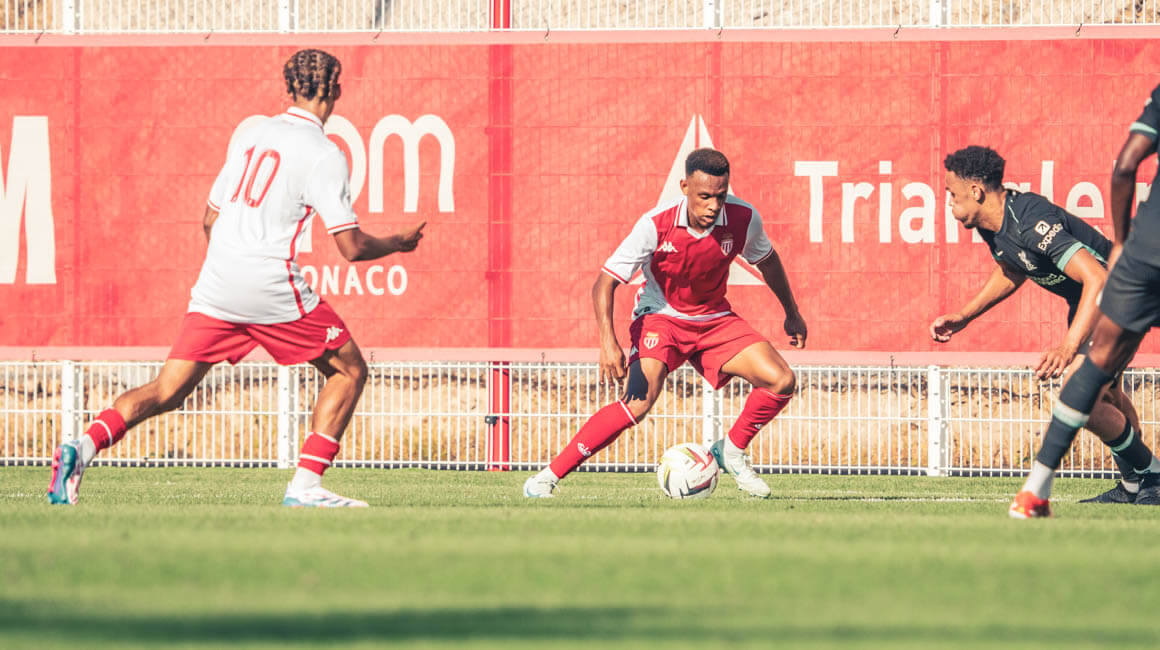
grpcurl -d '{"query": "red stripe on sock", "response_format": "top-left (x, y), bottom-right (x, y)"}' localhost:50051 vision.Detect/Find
top-left (84, 408), bottom-right (127, 451)
top-left (727, 388), bottom-right (792, 450)
top-left (297, 432), bottom-right (341, 476)
top-left (549, 401), bottom-right (637, 479)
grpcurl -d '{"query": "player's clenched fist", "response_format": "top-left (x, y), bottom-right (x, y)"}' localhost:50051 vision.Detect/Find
top-left (394, 221), bottom-right (426, 252)
top-left (930, 313), bottom-right (967, 342)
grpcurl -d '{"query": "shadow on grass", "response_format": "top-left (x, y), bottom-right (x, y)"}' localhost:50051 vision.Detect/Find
top-left (0, 601), bottom-right (1145, 645)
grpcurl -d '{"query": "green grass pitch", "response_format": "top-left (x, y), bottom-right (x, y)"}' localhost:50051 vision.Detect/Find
top-left (2, 467), bottom-right (1159, 649)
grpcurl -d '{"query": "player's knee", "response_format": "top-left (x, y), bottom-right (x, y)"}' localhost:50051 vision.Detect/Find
top-left (348, 356), bottom-right (369, 389)
top-left (754, 368), bottom-right (795, 395)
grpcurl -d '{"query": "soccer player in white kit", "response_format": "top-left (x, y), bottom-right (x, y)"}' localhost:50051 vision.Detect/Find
top-left (523, 149), bottom-right (807, 498)
top-left (48, 49), bottom-right (425, 507)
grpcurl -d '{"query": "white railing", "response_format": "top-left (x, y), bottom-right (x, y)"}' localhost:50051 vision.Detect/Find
top-left (3, 1), bottom-right (1160, 33)
top-left (2, 359), bottom-right (1153, 477)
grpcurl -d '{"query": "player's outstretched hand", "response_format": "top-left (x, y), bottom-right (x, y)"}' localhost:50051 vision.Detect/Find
top-left (930, 314), bottom-right (966, 343)
top-left (395, 221), bottom-right (426, 252)
top-left (598, 340), bottom-right (627, 388)
top-left (1035, 345), bottom-right (1075, 380)
top-left (784, 312), bottom-right (807, 349)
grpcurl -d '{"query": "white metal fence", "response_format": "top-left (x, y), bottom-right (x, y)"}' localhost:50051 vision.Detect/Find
top-left (4, 0), bottom-right (1160, 33)
top-left (2, 359), bottom-right (1153, 477)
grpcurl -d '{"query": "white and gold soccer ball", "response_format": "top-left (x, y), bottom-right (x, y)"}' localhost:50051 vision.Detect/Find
top-left (656, 442), bottom-right (719, 500)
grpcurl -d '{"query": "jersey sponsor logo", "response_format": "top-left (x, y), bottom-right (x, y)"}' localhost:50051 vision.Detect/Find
top-left (1036, 223), bottom-right (1063, 252)
top-left (1032, 273), bottom-right (1067, 287)
top-left (1034, 220), bottom-right (1051, 236)
top-left (643, 331), bottom-right (660, 349)
top-left (325, 326), bottom-right (344, 343)
top-left (0, 116), bottom-right (56, 285)
top-left (720, 232), bottom-right (734, 256)
top-left (1017, 250), bottom-right (1037, 271)
top-left (658, 241), bottom-right (679, 253)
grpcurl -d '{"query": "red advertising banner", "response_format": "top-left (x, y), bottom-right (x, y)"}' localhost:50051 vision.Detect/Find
top-left (2, 39), bottom-right (1159, 357)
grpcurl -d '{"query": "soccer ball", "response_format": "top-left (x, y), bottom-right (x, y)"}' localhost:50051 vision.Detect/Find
top-left (656, 442), bottom-right (719, 500)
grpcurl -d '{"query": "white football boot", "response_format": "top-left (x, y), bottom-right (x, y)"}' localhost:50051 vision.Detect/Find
top-left (282, 483), bottom-right (368, 508)
top-left (522, 469), bottom-right (558, 498)
top-left (709, 438), bottom-right (771, 498)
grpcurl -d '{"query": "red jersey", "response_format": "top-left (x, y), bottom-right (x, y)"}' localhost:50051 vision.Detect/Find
top-left (601, 195), bottom-right (773, 321)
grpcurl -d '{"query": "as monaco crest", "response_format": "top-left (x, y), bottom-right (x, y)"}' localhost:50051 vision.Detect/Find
top-left (720, 233), bottom-right (733, 256)
top-left (643, 332), bottom-right (660, 349)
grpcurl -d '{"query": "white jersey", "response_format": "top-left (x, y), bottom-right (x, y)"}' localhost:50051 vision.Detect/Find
top-left (189, 107), bottom-right (359, 324)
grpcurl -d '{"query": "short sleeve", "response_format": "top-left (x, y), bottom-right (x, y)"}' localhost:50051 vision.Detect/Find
top-left (304, 148), bottom-right (359, 235)
top-left (741, 209), bottom-right (774, 265)
top-left (601, 215), bottom-right (658, 283)
top-left (1018, 205), bottom-right (1081, 272)
top-left (207, 165), bottom-right (229, 211)
top-left (1129, 85), bottom-right (1160, 141)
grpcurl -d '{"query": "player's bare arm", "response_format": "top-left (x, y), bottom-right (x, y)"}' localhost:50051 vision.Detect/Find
top-left (755, 250), bottom-right (806, 349)
top-left (592, 273), bottom-right (626, 386)
top-left (202, 206), bottom-right (219, 242)
top-left (1035, 249), bottom-right (1106, 379)
top-left (931, 262), bottom-right (1025, 342)
top-left (333, 221), bottom-right (426, 262)
top-left (1110, 132), bottom-right (1157, 265)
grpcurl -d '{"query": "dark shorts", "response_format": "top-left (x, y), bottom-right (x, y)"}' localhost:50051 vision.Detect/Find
top-left (1099, 240), bottom-right (1160, 334)
top-left (169, 300), bottom-right (353, 366)
top-left (628, 313), bottom-right (767, 389)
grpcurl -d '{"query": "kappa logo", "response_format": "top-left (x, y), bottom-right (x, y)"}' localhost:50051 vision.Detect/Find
top-left (1034, 221), bottom-right (1051, 236)
top-left (325, 326), bottom-right (344, 343)
top-left (720, 232), bottom-right (734, 256)
top-left (1017, 250), bottom-right (1037, 272)
top-left (658, 241), bottom-right (679, 253)
top-left (628, 346), bottom-right (638, 357)
top-left (643, 332), bottom-right (660, 349)
top-left (577, 443), bottom-right (592, 457)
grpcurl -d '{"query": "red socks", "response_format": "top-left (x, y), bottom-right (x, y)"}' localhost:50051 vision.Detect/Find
top-left (297, 432), bottom-right (341, 477)
top-left (549, 401), bottom-right (637, 478)
top-left (727, 388), bottom-right (792, 450)
top-left (84, 408), bottom-right (127, 452)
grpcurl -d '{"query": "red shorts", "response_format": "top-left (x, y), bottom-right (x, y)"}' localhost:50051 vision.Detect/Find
top-left (628, 313), bottom-right (767, 389)
top-left (168, 301), bottom-right (353, 366)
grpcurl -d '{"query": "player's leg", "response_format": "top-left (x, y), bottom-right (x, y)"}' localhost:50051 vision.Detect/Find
top-left (705, 340), bottom-right (794, 498)
top-left (524, 358), bottom-right (669, 498)
top-left (1011, 316), bottom-right (1145, 517)
top-left (1077, 368), bottom-right (1159, 503)
top-left (48, 359), bottom-right (213, 505)
top-left (282, 339), bottom-right (370, 508)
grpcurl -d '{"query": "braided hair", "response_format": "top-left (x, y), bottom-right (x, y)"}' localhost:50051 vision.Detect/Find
top-left (283, 49), bottom-right (342, 102)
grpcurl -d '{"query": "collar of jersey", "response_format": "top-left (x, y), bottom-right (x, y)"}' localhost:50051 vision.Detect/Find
top-left (675, 197), bottom-right (727, 237)
top-left (284, 107), bottom-right (324, 130)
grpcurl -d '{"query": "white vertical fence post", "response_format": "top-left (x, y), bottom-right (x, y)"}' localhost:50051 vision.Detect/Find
top-left (929, 0), bottom-right (946, 26)
top-left (277, 364), bottom-right (292, 468)
top-left (60, 360), bottom-right (79, 443)
top-left (926, 365), bottom-right (949, 476)
top-left (703, 0), bottom-right (719, 28)
top-left (278, 0), bottom-right (292, 32)
top-left (60, 0), bottom-right (76, 33)
top-left (701, 377), bottom-right (720, 449)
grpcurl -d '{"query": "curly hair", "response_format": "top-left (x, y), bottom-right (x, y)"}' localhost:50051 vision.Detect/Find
top-left (944, 145), bottom-right (1005, 191)
top-left (685, 148), bottom-right (730, 177)
top-left (283, 49), bottom-right (342, 102)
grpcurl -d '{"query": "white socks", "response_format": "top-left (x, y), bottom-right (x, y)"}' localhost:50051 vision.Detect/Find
top-left (78, 435), bottom-right (97, 466)
top-left (1021, 461), bottom-right (1055, 499)
top-left (289, 467), bottom-right (322, 492)
top-left (723, 437), bottom-right (746, 464)
top-left (536, 467), bottom-right (560, 483)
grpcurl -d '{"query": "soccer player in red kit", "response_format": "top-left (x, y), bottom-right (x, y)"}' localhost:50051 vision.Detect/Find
top-left (523, 148), bottom-right (807, 498)
top-left (47, 49), bottom-right (425, 507)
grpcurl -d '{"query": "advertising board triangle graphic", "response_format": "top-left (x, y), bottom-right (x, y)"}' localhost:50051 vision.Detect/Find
top-left (632, 115), bottom-right (763, 286)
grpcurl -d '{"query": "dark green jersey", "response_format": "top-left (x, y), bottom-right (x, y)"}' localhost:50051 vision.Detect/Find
top-left (977, 190), bottom-right (1110, 310)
